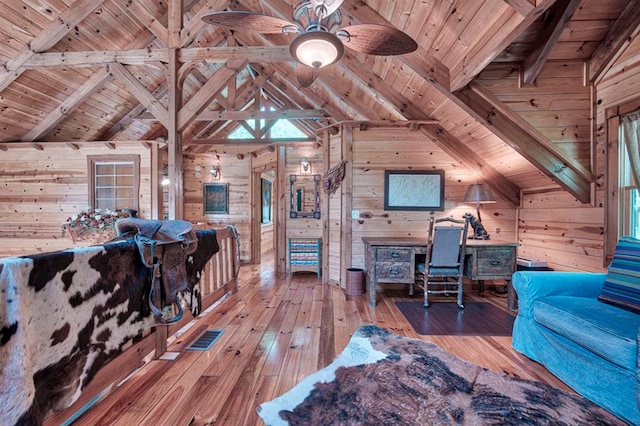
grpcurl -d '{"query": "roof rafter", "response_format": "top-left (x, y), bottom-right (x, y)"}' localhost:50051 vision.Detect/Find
top-left (455, 81), bottom-right (593, 202)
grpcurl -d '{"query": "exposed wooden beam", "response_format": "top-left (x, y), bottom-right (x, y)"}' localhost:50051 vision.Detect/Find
top-left (420, 125), bottom-right (521, 207)
top-left (502, 0), bottom-right (536, 16)
top-left (588, 0), bottom-right (640, 83)
top-left (193, 109), bottom-right (327, 121)
top-left (23, 49), bottom-right (170, 68)
top-left (22, 46), bottom-right (291, 70)
top-left (21, 68), bottom-right (111, 142)
top-left (455, 82), bottom-right (593, 202)
top-left (522, 0), bottom-right (582, 84)
top-left (167, 0), bottom-right (184, 220)
top-left (190, 137), bottom-right (316, 145)
top-left (109, 63), bottom-right (169, 124)
top-left (99, 84), bottom-right (168, 141)
top-left (0, 140), bottom-right (163, 149)
top-left (180, 46), bottom-right (292, 64)
top-left (448, 0), bottom-right (557, 91)
top-left (119, 0), bottom-right (169, 47)
top-left (180, 0), bottom-right (230, 47)
top-left (177, 59), bottom-right (247, 131)
top-left (0, 0), bottom-right (106, 92)
top-left (30, 0), bottom-right (107, 53)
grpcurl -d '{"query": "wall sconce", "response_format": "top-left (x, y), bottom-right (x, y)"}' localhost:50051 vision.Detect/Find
top-left (209, 165), bottom-right (219, 180)
top-left (161, 171), bottom-right (170, 186)
top-left (462, 182), bottom-right (497, 239)
top-left (300, 157), bottom-right (311, 174)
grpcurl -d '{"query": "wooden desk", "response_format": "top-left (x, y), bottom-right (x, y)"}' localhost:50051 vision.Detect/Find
top-left (362, 237), bottom-right (519, 309)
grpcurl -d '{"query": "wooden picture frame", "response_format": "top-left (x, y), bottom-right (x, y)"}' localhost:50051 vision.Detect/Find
top-left (261, 178), bottom-right (272, 224)
top-left (384, 170), bottom-right (445, 211)
top-left (203, 182), bottom-right (229, 214)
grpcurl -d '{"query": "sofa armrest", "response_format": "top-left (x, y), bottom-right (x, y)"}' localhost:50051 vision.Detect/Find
top-left (513, 271), bottom-right (606, 319)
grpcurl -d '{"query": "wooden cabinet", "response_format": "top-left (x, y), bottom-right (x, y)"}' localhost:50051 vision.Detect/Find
top-left (371, 246), bottom-right (414, 282)
top-left (363, 238), bottom-right (421, 307)
top-left (362, 237), bottom-right (519, 308)
top-left (288, 238), bottom-right (321, 276)
top-left (465, 242), bottom-right (519, 309)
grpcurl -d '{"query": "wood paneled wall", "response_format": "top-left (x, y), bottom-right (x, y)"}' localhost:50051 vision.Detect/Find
top-left (183, 153), bottom-right (252, 262)
top-left (348, 127), bottom-right (517, 271)
top-left (476, 61), bottom-right (605, 272)
top-left (284, 145), bottom-right (324, 273)
top-left (0, 144), bottom-right (152, 258)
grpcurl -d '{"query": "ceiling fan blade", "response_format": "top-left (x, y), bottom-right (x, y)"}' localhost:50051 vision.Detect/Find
top-left (296, 64), bottom-right (317, 88)
top-left (201, 11), bottom-right (296, 34)
top-left (310, 0), bottom-right (344, 17)
top-left (339, 24), bottom-right (418, 56)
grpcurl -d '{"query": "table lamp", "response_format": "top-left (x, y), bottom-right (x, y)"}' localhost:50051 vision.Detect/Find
top-left (462, 182), bottom-right (496, 224)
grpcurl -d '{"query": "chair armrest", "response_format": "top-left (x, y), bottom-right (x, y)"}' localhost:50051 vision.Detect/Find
top-left (513, 271), bottom-right (606, 319)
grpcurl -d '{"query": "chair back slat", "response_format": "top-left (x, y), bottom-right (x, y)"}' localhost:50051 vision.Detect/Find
top-left (430, 226), bottom-right (463, 267)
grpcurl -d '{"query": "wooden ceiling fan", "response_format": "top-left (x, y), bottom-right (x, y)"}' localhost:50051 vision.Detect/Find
top-left (202, 0), bottom-right (418, 87)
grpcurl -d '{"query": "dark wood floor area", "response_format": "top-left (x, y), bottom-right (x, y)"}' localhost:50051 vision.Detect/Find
top-left (73, 252), bottom-right (569, 425)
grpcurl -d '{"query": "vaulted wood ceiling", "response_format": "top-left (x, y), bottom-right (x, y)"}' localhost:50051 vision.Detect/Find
top-left (1, 0), bottom-right (639, 204)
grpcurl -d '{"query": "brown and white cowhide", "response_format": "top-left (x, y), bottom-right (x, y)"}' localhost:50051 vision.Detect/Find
top-left (258, 325), bottom-right (625, 425)
top-left (0, 230), bottom-right (218, 425)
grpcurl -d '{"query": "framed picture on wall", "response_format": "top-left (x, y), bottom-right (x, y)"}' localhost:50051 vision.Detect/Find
top-left (261, 178), bottom-right (272, 224)
top-left (203, 182), bottom-right (229, 214)
top-left (384, 170), bottom-right (445, 211)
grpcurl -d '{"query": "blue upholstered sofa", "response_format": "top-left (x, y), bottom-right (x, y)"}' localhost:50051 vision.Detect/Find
top-left (512, 236), bottom-right (640, 425)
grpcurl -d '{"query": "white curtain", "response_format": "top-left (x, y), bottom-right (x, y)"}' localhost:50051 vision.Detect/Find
top-left (621, 111), bottom-right (640, 189)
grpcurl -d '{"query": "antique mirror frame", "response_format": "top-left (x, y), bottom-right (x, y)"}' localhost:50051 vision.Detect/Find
top-left (290, 174), bottom-right (321, 219)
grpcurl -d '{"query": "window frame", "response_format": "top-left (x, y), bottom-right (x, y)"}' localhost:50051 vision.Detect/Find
top-left (605, 99), bottom-right (640, 264)
top-left (87, 154), bottom-right (140, 212)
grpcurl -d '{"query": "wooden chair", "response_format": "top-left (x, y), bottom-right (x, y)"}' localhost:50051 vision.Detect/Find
top-left (421, 216), bottom-right (470, 309)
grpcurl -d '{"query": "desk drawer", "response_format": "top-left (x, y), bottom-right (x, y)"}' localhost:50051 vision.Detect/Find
top-left (475, 248), bottom-right (514, 276)
top-left (375, 247), bottom-right (412, 262)
top-left (375, 261), bottom-right (412, 281)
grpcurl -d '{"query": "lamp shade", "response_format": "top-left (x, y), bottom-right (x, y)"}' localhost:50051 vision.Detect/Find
top-left (290, 31), bottom-right (344, 69)
top-left (462, 183), bottom-right (497, 204)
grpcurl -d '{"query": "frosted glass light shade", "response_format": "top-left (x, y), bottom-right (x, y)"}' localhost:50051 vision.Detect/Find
top-left (290, 31), bottom-right (344, 69)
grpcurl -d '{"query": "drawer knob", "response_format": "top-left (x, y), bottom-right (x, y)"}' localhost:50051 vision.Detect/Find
top-left (490, 260), bottom-right (502, 266)
top-left (389, 267), bottom-right (400, 275)
top-left (391, 251), bottom-right (400, 258)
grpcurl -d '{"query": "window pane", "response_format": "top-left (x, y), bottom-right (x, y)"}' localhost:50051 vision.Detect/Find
top-left (96, 188), bottom-right (115, 199)
top-left (96, 164), bottom-right (115, 175)
top-left (93, 160), bottom-right (136, 212)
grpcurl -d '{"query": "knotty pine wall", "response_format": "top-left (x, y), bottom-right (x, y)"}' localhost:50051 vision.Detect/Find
top-left (348, 127), bottom-right (517, 272)
top-left (476, 60), bottom-right (605, 272)
top-left (183, 153), bottom-right (252, 262)
top-left (284, 145), bottom-right (324, 273)
top-left (0, 144), bottom-right (153, 258)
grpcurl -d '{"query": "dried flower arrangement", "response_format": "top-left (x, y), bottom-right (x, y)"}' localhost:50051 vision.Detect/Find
top-left (62, 207), bottom-right (130, 243)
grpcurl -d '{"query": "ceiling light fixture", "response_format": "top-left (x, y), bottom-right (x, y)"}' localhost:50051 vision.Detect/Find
top-left (290, 30), bottom-right (344, 70)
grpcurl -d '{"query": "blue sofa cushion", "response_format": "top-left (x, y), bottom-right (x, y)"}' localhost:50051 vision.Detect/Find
top-left (533, 295), bottom-right (640, 371)
top-left (599, 236), bottom-right (640, 313)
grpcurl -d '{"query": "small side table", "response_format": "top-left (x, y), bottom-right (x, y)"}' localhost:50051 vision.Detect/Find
top-left (288, 238), bottom-right (321, 276)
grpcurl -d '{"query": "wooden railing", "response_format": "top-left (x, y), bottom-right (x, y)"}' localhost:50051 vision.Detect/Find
top-left (45, 226), bottom-right (239, 426)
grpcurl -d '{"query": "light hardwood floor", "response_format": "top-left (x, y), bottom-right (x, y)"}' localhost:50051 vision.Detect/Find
top-left (73, 251), bottom-right (569, 425)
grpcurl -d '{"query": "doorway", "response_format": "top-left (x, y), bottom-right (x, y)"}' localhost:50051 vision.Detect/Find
top-left (251, 166), bottom-right (276, 265)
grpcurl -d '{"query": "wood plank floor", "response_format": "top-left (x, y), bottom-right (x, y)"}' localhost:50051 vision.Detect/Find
top-left (74, 251), bottom-right (570, 425)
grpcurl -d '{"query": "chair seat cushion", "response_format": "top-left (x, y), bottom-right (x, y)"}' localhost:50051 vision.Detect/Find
top-left (533, 295), bottom-right (640, 371)
top-left (428, 266), bottom-right (461, 277)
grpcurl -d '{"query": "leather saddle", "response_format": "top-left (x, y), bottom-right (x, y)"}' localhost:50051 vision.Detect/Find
top-left (115, 217), bottom-right (198, 323)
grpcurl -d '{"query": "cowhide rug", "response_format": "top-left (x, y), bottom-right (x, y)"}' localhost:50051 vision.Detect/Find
top-left (258, 325), bottom-right (625, 425)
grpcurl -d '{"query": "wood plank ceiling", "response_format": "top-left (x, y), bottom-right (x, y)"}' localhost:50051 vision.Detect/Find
top-left (0, 0), bottom-right (638, 203)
